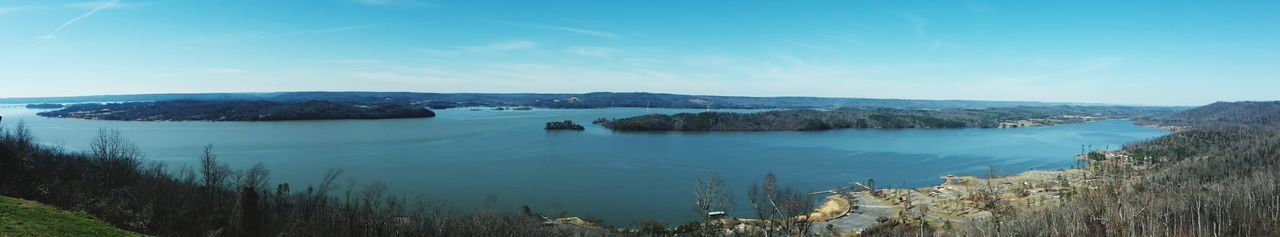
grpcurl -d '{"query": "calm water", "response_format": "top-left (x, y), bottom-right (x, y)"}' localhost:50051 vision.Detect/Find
top-left (0, 107), bottom-right (1168, 225)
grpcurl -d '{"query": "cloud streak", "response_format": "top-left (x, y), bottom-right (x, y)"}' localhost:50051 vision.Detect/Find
top-left (65, 1), bottom-right (131, 10)
top-left (350, 0), bottom-right (433, 7)
top-left (902, 14), bottom-right (928, 36)
top-left (39, 0), bottom-right (119, 39)
top-left (503, 22), bottom-right (621, 38)
top-left (202, 68), bottom-right (245, 74)
top-left (0, 7), bottom-right (20, 15)
top-left (463, 40), bottom-right (538, 52)
top-left (565, 46), bottom-right (618, 58)
top-left (260, 25), bottom-right (372, 38)
top-left (1070, 57), bottom-right (1123, 73)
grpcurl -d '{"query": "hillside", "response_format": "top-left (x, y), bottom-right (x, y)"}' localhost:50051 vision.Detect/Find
top-left (1144, 101), bottom-right (1280, 126)
top-left (932, 101), bottom-right (1280, 236)
top-left (0, 91), bottom-right (1110, 110)
top-left (0, 196), bottom-right (139, 237)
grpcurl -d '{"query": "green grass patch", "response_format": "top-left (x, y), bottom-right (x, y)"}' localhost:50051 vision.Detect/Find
top-left (0, 196), bottom-right (140, 237)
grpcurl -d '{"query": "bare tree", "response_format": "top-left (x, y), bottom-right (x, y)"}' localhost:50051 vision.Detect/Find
top-left (694, 172), bottom-right (733, 236)
top-left (747, 181), bottom-right (769, 233)
top-left (200, 144), bottom-right (230, 191)
top-left (775, 186), bottom-right (814, 236)
top-left (90, 129), bottom-right (143, 186)
top-left (745, 172), bottom-right (815, 236)
top-left (244, 162), bottom-right (270, 190)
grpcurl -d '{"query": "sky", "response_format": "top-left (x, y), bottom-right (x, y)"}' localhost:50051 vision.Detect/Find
top-left (1, 0), bottom-right (1277, 106)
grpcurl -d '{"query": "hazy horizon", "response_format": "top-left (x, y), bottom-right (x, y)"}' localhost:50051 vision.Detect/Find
top-left (3, 0), bottom-right (1278, 106)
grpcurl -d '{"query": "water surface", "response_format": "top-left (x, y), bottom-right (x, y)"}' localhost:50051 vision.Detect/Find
top-left (0, 107), bottom-right (1169, 225)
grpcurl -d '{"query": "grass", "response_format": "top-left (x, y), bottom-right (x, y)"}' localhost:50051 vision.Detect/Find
top-left (0, 196), bottom-right (140, 237)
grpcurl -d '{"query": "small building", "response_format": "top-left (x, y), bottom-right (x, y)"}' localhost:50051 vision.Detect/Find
top-left (707, 211), bottom-right (726, 219)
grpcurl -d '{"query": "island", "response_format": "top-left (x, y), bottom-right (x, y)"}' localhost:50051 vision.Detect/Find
top-left (601, 106), bottom-right (1178, 131)
top-left (36, 100), bottom-right (436, 121)
top-left (24, 103), bottom-right (65, 109)
top-left (545, 120), bottom-right (585, 130)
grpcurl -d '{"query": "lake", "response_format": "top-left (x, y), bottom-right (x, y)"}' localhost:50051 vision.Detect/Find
top-left (0, 106), bottom-right (1169, 225)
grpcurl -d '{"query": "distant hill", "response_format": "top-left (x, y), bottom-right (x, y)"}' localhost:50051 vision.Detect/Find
top-left (1145, 101), bottom-right (1280, 126)
top-left (0, 91), bottom-right (1113, 110)
top-left (0, 196), bottom-right (139, 237)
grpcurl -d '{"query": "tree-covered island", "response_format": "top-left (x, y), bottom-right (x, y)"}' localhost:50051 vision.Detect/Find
top-left (601, 106), bottom-right (1179, 131)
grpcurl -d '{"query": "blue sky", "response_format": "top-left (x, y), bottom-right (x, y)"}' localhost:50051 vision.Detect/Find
top-left (1, 0), bottom-right (1277, 105)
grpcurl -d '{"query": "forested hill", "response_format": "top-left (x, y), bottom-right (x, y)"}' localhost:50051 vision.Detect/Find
top-left (37, 100), bottom-right (436, 121)
top-left (0, 91), bottom-right (1110, 110)
top-left (602, 106), bottom-right (1178, 131)
top-left (1142, 101), bottom-right (1280, 126)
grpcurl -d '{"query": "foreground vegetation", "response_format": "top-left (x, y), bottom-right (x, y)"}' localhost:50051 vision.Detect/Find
top-left (954, 101), bottom-right (1280, 236)
top-left (602, 106), bottom-right (1177, 131)
top-left (38, 100), bottom-right (436, 121)
top-left (0, 196), bottom-right (138, 237)
top-left (845, 101), bottom-right (1280, 236)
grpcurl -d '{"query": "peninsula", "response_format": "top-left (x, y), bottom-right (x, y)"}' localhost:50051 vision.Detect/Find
top-left (24, 103), bottom-right (65, 109)
top-left (37, 100), bottom-right (436, 121)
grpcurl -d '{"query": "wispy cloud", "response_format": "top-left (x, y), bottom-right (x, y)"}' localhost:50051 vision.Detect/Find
top-left (790, 41), bottom-right (838, 52)
top-left (415, 41), bottom-right (542, 55)
top-left (565, 46), bottom-right (618, 58)
top-left (39, 0), bottom-right (119, 39)
top-left (931, 39), bottom-right (942, 51)
top-left (464, 40), bottom-right (539, 52)
top-left (0, 7), bottom-right (21, 15)
top-left (261, 25), bottom-right (372, 38)
top-left (966, 2), bottom-right (996, 14)
top-left (65, 1), bottom-right (132, 10)
top-left (202, 68), bottom-right (245, 74)
top-left (304, 25), bottom-right (371, 34)
top-left (350, 0), bottom-right (433, 7)
top-left (831, 35), bottom-right (863, 45)
top-left (1070, 57), bottom-right (1123, 73)
top-left (995, 57), bottom-right (1126, 84)
top-left (503, 22), bottom-right (622, 38)
top-left (901, 14), bottom-right (928, 36)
